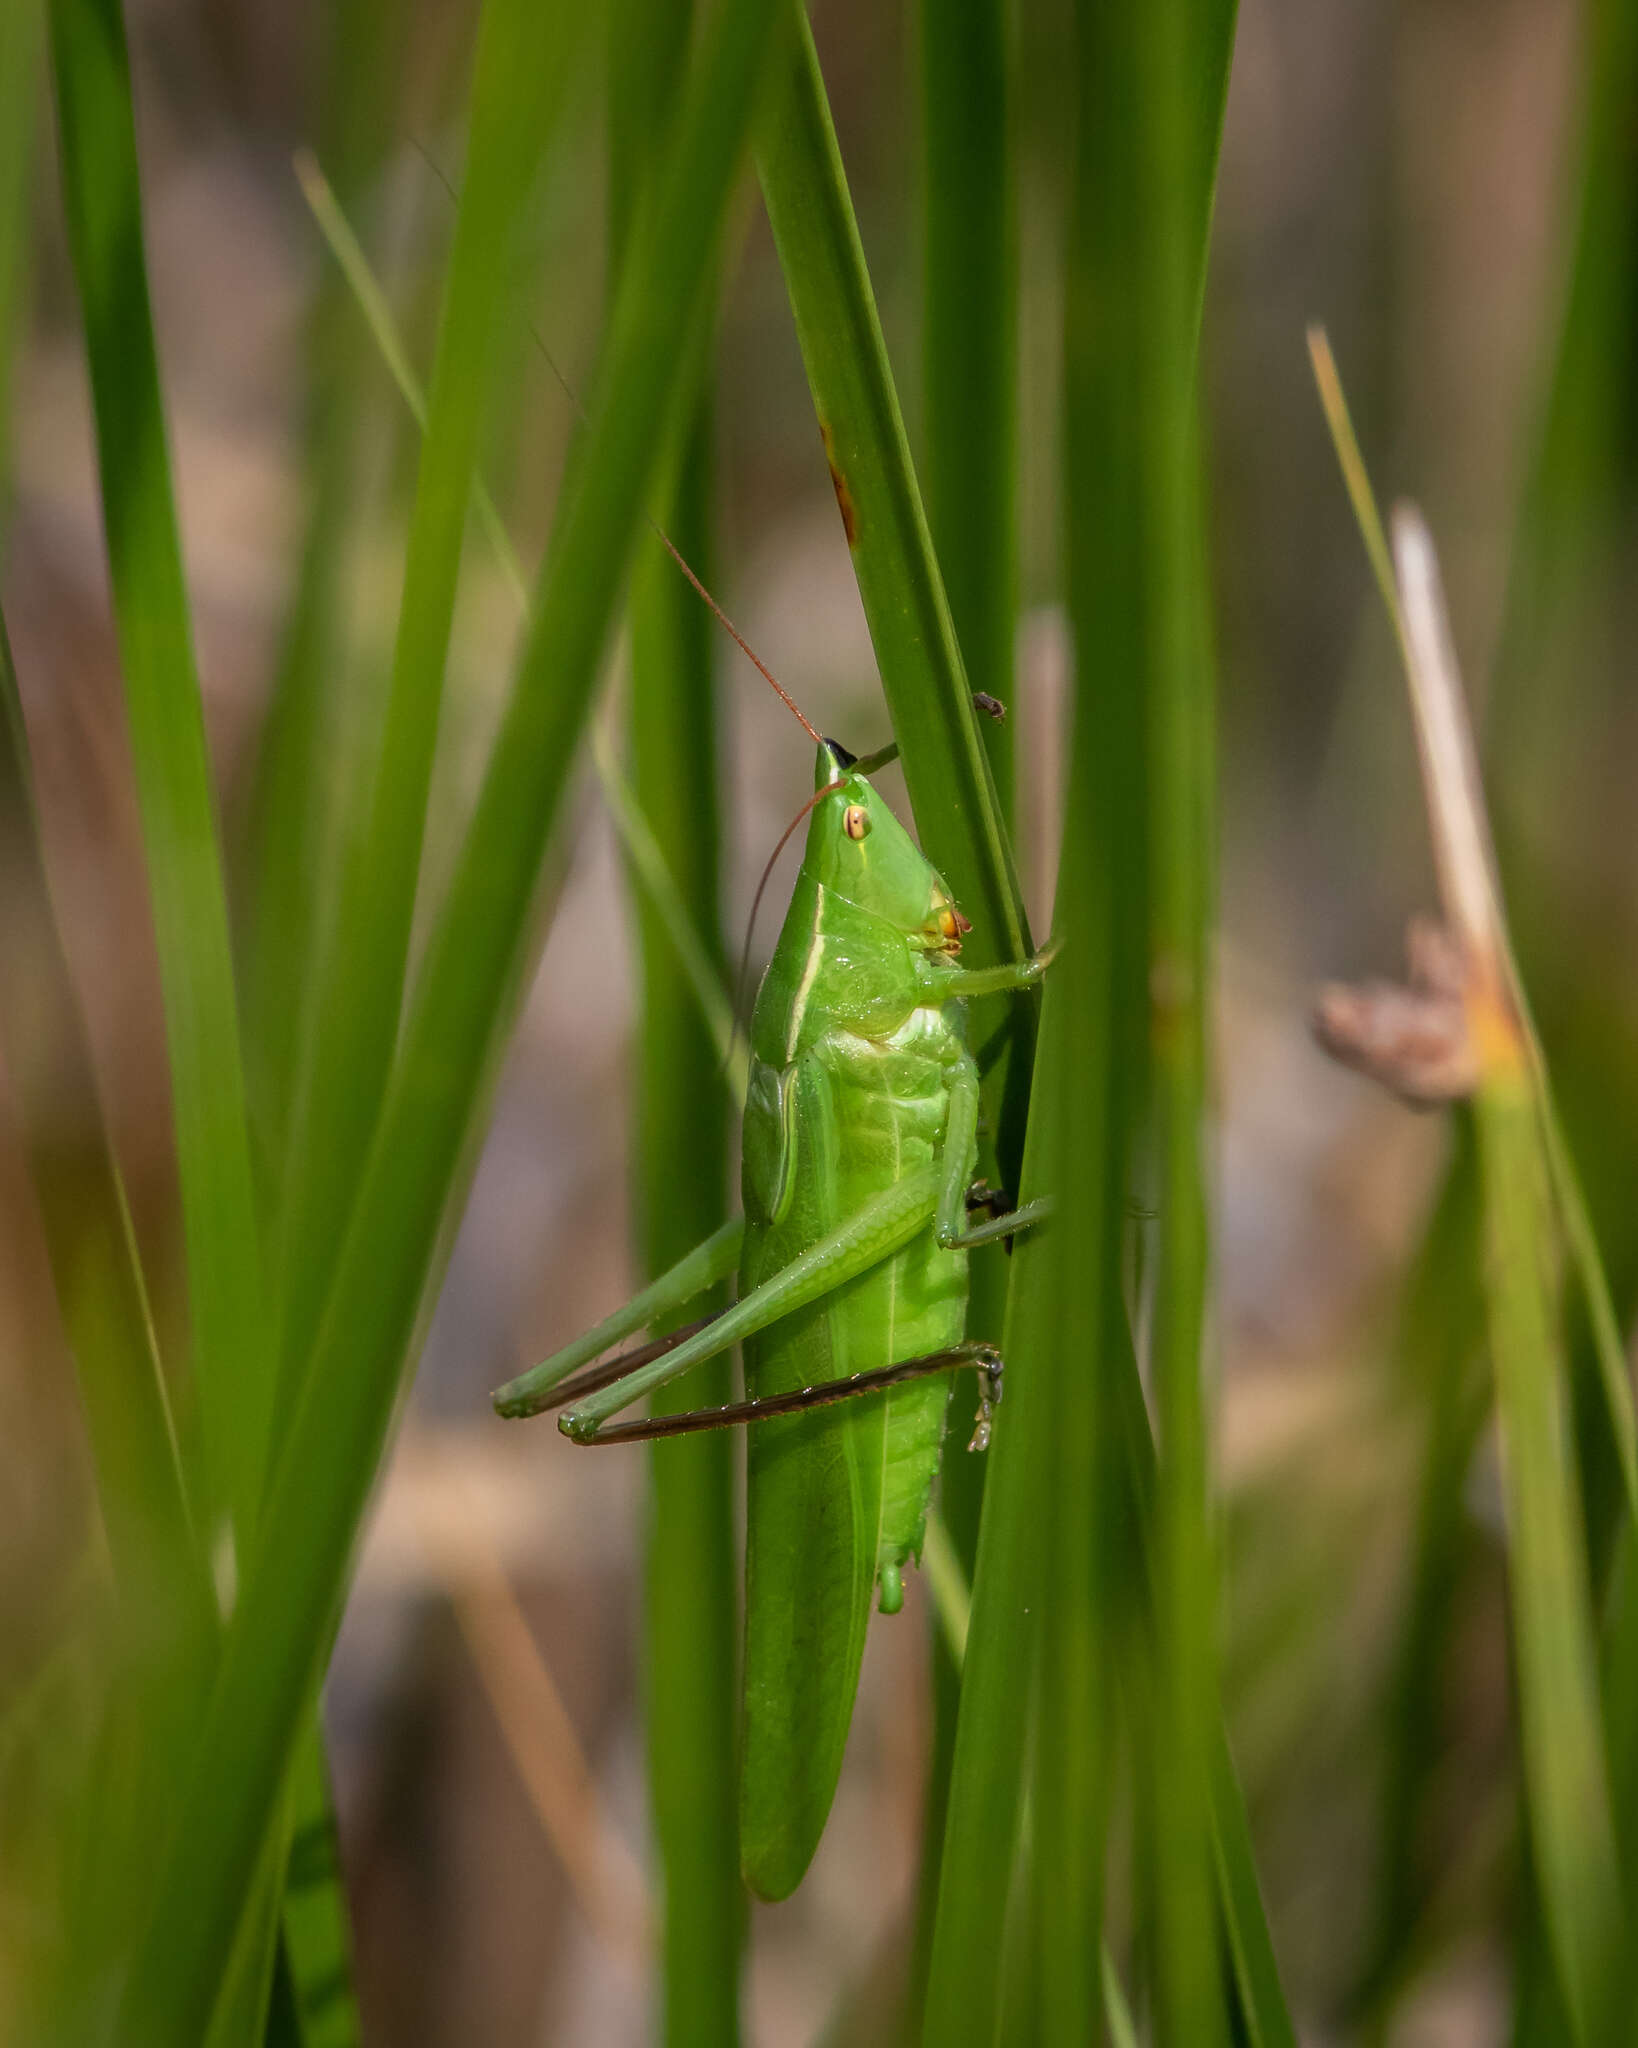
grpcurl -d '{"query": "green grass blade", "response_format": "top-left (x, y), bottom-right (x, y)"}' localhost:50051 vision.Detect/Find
top-left (610, 3), bottom-right (743, 2039)
top-left (1352, 1128), bottom-right (1487, 2018)
top-left (236, 0), bottom-right (403, 1189)
top-left (274, 1725), bottom-right (362, 2048)
top-left (46, 0), bottom-right (273, 1545)
top-left (755, 16), bottom-right (1035, 1188)
top-left (1484, 3), bottom-right (1638, 1485)
top-left (922, 1000), bottom-right (1109, 2044)
top-left (0, 604), bottom-right (217, 2029)
top-left (926, 4), bottom-right (1143, 2014)
top-left (1113, 1350), bottom-right (1297, 2048)
top-left (0, 606), bottom-right (201, 1643)
top-left (0, 0), bottom-right (40, 491)
top-left (277, 0), bottom-right (575, 1411)
top-left (1481, 14), bottom-right (1638, 2004)
top-left (1537, 1090), bottom-right (1638, 1520)
top-left (115, 2), bottom-right (785, 2031)
top-left (1206, 1728), bottom-right (1298, 2048)
top-left (908, 5), bottom-right (1018, 2019)
top-left (1390, 510), bottom-right (1623, 2043)
top-left (257, 29), bottom-right (414, 2025)
top-left (627, 419), bottom-right (744, 2048)
top-left (918, 0), bottom-right (1015, 819)
top-left (206, 1821), bottom-right (291, 2048)
top-left (1141, 0), bottom-right (1236, 2035)
top-left (1475, 1080), bottom-right (1620, 2041)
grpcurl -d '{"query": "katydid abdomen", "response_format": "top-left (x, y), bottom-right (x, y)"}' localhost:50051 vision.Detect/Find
top-left (739, 1007), bottom-right (975, 1898)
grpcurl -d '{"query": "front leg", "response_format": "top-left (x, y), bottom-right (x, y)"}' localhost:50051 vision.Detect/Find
top-left (933, 1061), bottom-right (1052, 1251)
top-left (922, 937), bottom-right (1058, 1002)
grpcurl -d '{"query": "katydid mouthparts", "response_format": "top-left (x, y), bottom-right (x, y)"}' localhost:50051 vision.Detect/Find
top-left (494, 728), bottom-right (1051, 1899)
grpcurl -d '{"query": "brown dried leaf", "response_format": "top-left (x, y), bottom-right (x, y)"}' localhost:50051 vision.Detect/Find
top-left (1312, 916), bottom-right (1479, 1107)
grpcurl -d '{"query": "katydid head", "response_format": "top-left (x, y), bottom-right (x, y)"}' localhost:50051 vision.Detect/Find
top-left (805, 741), bottom-right (969, 955)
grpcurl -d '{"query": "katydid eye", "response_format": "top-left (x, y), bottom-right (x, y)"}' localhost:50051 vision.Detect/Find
top-left (843, 804), bottom-right (871, 840)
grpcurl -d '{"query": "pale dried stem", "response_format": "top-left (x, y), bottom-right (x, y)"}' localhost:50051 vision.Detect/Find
top-left (1389, 506), bottom-right (1519, 1054)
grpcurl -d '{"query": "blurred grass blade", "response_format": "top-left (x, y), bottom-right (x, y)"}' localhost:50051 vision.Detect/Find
top-left (0, 606), bottom-right (200, 1637)
top-left (922, 987), bottom-right (1109, 2047)
top-left (237, 0), bottom-right (402, 1187)
top-left (0, 0), bottom-right (41, 492)
top-left (910, 2), bottom-right (1017, 2012)
top-left (1306, 326), bottom-right (1399, 631)
top-left (116, 0), bottom-right (785, 2032)
top-left (0, 606), bottom-right (215, 2029)
top-left (274, 1727), bottom-right (362, 2048)
top-left (297, 148), bottom-right (744, 1101)
top-left (918, 0), bottom-right (1015, 818)
top-left (277, 0), bottom-right (575, 1413)
top-left (1391, 508), bottom-right (1623, 2042)
top-left (1483, 7), bottom-right (1638, 1483)
top-left (1353, 1129), bottom-right (1487, 2017)
top-left (1541, 1115), bottom-right (1638, 1515)
top-left (609, 3), bottom-right (743, 2041)
top-left (47, 0), bottom-right (273, 1545)
top-left (1481, 15), bottom-right (1638, 1993)
top-left (1142, 0), bottom-right (1234, 2035)
top-left (1115, 1360), bottom-right (1296, 2048)
top-left (1490, 0), bottom-right (1638, 805)
top-left (934, 0), bottom-right (1133, 1980)
top-left (206, 1822), bottom-right (291, 2048)
top-left (591, 718), bottom-right (746, 1098)
top-left (1207, 1727), bottom-right (1297, 2048)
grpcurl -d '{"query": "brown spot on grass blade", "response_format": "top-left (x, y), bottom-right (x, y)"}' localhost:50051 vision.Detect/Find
top-left (820, 420), bottom-right (859, 544)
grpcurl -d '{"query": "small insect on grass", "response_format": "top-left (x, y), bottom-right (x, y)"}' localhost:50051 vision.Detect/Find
top-left (492, 569), bottom-right (1054, 1900)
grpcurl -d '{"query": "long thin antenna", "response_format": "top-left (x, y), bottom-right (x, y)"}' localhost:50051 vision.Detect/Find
top-left (409, 141), bottom-right (825, 749)
top-left (646, 526), bottom-right (824, 747)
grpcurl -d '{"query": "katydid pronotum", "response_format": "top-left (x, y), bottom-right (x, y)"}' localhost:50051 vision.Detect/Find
top-left (493, 599), bottom-right (1052, 1902)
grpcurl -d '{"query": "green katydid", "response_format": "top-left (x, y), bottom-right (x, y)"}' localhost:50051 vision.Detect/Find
top-left (492, 621), bottom-right (1050, 1907)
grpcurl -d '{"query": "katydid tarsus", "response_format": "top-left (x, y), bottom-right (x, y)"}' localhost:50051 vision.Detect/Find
top-left (492, 555), bottom-right (1051, 1909)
